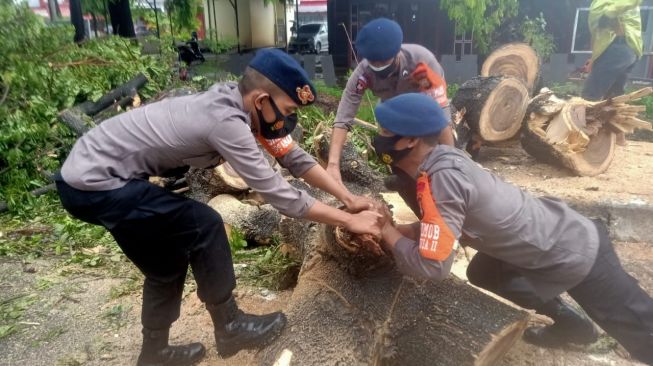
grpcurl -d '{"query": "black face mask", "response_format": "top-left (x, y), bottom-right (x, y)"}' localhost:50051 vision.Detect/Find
top-left (372, 135), bottom-right (412, 166)
top-left (256, 96), bottom-right (298, 140)
top-left (369, 58), bottom-right (398, 79)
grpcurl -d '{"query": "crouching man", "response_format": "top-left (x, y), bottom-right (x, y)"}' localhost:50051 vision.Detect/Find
top-left (55, 49), bottom-right (382, 366)
top-left (371, 93), bottom-right (653, 365)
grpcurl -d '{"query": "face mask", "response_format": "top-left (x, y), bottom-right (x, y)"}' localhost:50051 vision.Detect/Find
top-left (369, 58), bottom-right (397, 79)
top-left (256, 96), bottom-right (298, 140)
top-left (372, 134), bottom-right (412, 166)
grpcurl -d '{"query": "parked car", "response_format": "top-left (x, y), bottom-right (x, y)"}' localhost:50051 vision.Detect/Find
top-left (289, 23), bottom-right (328, 54)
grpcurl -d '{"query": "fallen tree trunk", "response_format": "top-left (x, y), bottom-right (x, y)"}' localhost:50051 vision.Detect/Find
top-left (201, 140), bottom-right (530, 364)
top-left (77, 73), bottom-right (147, 116)
top-left (522, 87), bottom-right (653, 176)
top-left (481, 43), bottom-right (540, 94)
top-left (452, 76), bottom-right (529, 142)
top-left (58, 74), bottom-right (148, 136)
top-left (314, 125), bottom-right (386, 193)
top-left (260, 196), bottom-right (529, 365)
top-left (207, 194), bottom-right (281, 245)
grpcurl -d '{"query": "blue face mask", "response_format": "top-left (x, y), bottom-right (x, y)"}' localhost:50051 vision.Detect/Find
top-left (372, 134), bottom-right (412, 166)
top-left (256, 96), bottom-right (298, 140)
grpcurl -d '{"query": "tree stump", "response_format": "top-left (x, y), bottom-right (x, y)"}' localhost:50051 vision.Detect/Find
top-left (452, 76), bottom-right (529, 142)
top-left (521, 88), bottom-right (653, 176)
top-left (481, 43), bottom-right (540, 94)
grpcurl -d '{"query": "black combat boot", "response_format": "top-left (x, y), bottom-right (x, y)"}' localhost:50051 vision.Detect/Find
top-left (523, 297), bottom-right (598, 348)
top-left (136, 328), bottom-right (206, 366)
top-left (207, 294), bottom-right (286, 357)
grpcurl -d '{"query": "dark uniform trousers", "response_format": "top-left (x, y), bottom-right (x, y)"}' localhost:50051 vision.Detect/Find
top-left (582, 36), bottom-right (638, 101)
top-left (467, 221), bottom-right (653, 364)
top-left (55, 176), bottom-right (236, 330)
top-left (391, 171), bottom-right (653, 364)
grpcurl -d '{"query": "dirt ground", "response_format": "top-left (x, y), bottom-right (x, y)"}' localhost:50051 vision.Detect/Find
top-left (1, 239), bottom-right (651, 366)
top-left (477, 140), bottom-right (653, 204)
top-left (1, 142), bottom-right (652, 366)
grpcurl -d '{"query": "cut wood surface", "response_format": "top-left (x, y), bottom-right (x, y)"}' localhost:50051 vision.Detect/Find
top-left (207, 194), bottom-right (281, 245)
top-left (452, 76), bottom-right (529, 142)
top-left (481, 43), bottom-right (540, 93)
top-left (521, 87), bottom-right (653, 176)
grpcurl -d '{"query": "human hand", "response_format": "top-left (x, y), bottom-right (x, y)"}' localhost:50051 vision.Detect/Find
top-left (345, 210), bottom-right (383, 237)
top-left (343, 195), bottom-right (377, 213)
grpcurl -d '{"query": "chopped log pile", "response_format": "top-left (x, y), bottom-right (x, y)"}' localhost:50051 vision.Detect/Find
top-left (522, 87), bottom-right (653, 176)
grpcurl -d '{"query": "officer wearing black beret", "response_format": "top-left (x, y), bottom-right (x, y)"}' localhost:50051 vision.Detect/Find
top-left (327, 18), bottom-right (455, 216)
top-left (373, 93), bottom-right (653, 365)
top-left (55, 49), bottom-right (382, 366)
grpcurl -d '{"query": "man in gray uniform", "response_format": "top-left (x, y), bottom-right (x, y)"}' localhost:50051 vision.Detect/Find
top-left (371, 93), bottom-right (653, 365)
top-left (326, 18), bottom-right (454, 214)
top-left (55, 49), bottom-right (382, 366)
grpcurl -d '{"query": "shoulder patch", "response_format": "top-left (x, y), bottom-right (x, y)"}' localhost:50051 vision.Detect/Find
top-left (355, 75), bottom-right (368, 95)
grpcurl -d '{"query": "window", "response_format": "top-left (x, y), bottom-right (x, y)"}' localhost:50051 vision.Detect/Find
top-left (572, 6), bottom-right (653, 54)
top-left (453, 24), bottom-right (473, 61)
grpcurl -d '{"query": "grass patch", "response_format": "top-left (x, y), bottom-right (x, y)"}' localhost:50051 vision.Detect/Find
top-left (232, 240), bottom-right (300, 291)
top-left (109, 276), bottom-right (143, 300)
top-left (0, 293), bottom-right (39, 339)
top-left (103, 304), bottom-right (131, 330)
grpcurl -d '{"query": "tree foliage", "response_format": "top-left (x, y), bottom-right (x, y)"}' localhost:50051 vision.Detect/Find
top-left (164, 0), bottom-right (202, 35)
top-left (440, 0), bottom-right (518, 54)
top-left (0, 2), bottom-right (170, 209)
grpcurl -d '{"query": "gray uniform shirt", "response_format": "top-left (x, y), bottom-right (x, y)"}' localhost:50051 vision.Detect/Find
top-left (392, 145), bottom-right (600, 301)
top-left (61, 82), bottom-right (317, 218)
top-left (334, 44), bottom-right (452, 130)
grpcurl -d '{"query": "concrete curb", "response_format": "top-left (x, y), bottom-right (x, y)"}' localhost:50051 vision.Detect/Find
top-left (568, 198), bottom-right (653, 243)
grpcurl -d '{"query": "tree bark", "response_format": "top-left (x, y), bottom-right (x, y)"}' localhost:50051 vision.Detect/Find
top-left (77, 73), bottom-right (147, 116)
top-left (452, 76), bottom-right (529, 142)
top-left (207, 194), bottom-right (281, 245)
top-left (481, 43), bottom-right (541, 95)
top-left (203, 147), bottom-right (530, 365)
top-left (69, 0), bottom-right (85, 43)
top-left (258, 189), bottom-right (529, 366)
top-left (108, 0), bottom-right (136, 38)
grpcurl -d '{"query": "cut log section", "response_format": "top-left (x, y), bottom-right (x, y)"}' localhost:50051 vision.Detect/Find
top-left (522, 87), bottom-right (653, 176)
top-left (481, 43), bottom-right (540, 93)
top-left (207, 194), bottom-right (281, 245)
top-left (452, 76), bottom-right (529, 142)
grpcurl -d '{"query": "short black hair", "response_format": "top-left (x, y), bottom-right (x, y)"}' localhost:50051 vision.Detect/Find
top-left (238, 67), bottom-right (283, 97)
top-left (421, 133), bottom-right (441, 146)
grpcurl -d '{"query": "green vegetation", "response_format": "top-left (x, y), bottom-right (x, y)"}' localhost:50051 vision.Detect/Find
top-left (521, 13), bottom-right (556, 61)
top-left (0, 2), bottom-right (173, 210)
top-left (440, 0), bottom-right (518, 54)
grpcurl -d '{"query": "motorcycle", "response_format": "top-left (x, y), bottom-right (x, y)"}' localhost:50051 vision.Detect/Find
top-left (176, 32), bottom-right (205, 80)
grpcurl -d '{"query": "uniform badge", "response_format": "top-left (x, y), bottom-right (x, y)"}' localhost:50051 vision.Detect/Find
top-left (355, 75), bottom-right (368, 94)
top-left (296, 85), bottom-right (315, 105)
